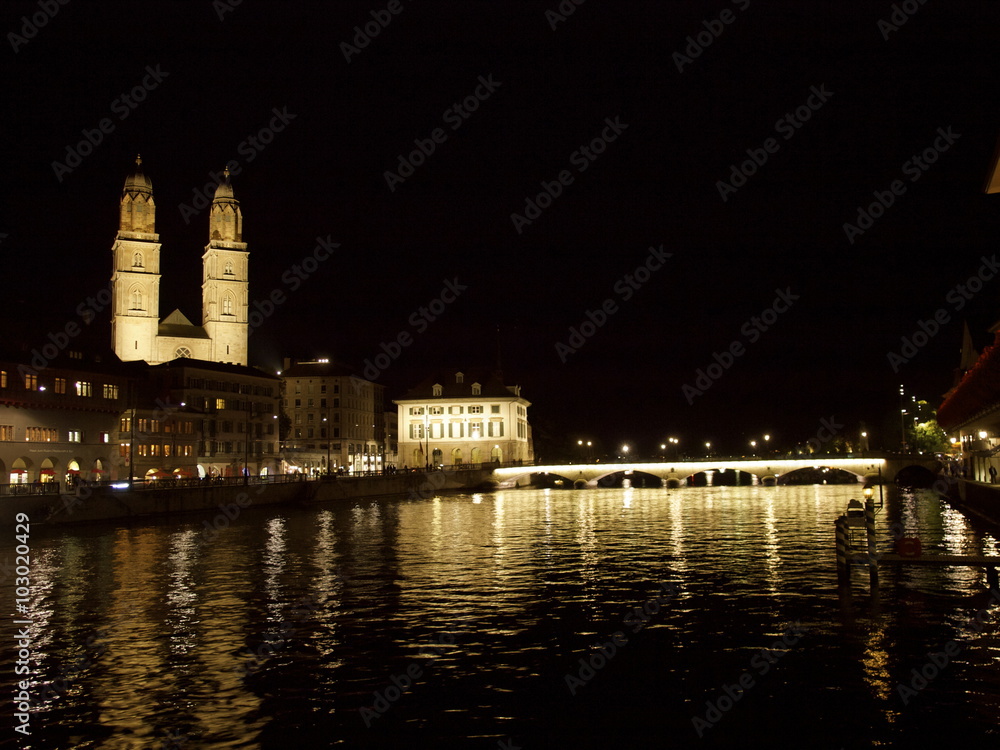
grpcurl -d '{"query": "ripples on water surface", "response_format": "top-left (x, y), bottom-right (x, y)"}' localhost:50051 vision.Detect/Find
top-left (1, 485), bottom-right (999, 748)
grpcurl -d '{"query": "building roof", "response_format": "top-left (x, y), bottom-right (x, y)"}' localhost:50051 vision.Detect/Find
top-left (395, 368), bottom-right (525, 401)
top-left (281, 359), bottom-right (361, 378)
top-left (158, 309), bottom-right (211, 339)
top-left (123, 155), bottom-right (152, 197)
top-left (939, 331), bottom-right (1000, 431)
top-left (148, 357), bottom-right (280, 381)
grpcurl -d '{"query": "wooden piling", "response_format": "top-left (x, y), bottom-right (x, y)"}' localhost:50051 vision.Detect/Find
top-left (865, 496), bottom-right (879, 591)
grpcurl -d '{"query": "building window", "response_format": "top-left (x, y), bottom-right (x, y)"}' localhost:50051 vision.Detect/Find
top-left (0, 371), bottom-right (6, 388)
top-left (472, 383), bottom-right (481, 395)
top-left (432, 384), bottom-right (442, 397)
top-left (54, 377), bottom-right (66, 394)
top-left (469, 406), bottom-right (483, 414)
top-left (150, 444), bottom-right (160, 456)
top-left (224, 261), bottom-right (234, 276)
top-left (26, 427), bottom-right (57, 442)
top-left (449, 406), bottom-right (463, 415)
top-left (216, 398), bottom-right (226, 410)
top-left (0, 425), bottom-right (13, 441)
top-left (100, 432), bottom-right (110, 443)
top-left (131, 289), bottom-right (143, 310)
top-left (68, 430), bottom-right (82, 443)
top-left (76, 381), bottom-right (92, 397)
top-left (103, 384), bottom-right (119, 399)
top-left (491, 405), bottom-right (500, 414)
top-left (455, 372), bottom-right (464, 383)
top-left (163, 444), bottom-right (171, 457)
top-left (223, 295), bottom-right (234, 315)
top-left (24, 373), bottom-right (38, 390)
top-left (133, 252), bottom-right (143, 267)
top-left (334, 398), bottom-right (340, 407)
top-left (120, 416), bottom-right (131, 432)
top-left (176, 346), bottom-right (191, 358)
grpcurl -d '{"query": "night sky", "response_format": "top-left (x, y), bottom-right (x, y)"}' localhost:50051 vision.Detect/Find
top-left (4, 0), bottom-right (1000, 459)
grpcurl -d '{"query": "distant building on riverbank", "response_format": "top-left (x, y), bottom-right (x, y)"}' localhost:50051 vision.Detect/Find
top-left (279, 359), bottom-right (385, 474)
top-left (395, 369), bottom-right (533, 468)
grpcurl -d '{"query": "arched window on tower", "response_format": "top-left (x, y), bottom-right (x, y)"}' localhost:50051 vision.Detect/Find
top-left (223, 295), bottom-right (234, 316)
top-left (175, 346), bottom-right (191, 359)
top-left (130, 288), bottom-right (143, 310)
top-left (132, 252), bottom-right (143, 268)
top-left (224, 261), bottom-right (234, 276)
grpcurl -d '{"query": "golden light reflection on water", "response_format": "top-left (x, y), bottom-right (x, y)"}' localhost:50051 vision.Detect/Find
top-left (4, 484), bottom-right (1000, 747)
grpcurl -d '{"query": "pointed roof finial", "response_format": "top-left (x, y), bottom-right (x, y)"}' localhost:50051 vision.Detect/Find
top-left (223, 165), bottom-right (230, 179)
top-left (136, 154), bottom-right (142, 167)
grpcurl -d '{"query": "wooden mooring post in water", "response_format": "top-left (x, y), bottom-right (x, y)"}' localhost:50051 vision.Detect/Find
top-left (835, 495), bottom-right (1000, 598)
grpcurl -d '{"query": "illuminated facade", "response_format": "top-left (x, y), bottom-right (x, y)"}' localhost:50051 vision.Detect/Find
top-left (111, 157), bottom-right (249, 367)
top-left (394, 370), bottom-right (532, 468)
top-left (279, 360), bottom-right (386, 474)
top-left (0, 354), bottom-right (130, 484)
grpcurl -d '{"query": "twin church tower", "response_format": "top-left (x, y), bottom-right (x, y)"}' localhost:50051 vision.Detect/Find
top-left (111, 156), bottom-right (249, 366)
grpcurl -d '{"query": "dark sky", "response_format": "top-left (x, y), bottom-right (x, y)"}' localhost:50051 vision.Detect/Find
top-left (3, 0), bottom-right (1000, 458)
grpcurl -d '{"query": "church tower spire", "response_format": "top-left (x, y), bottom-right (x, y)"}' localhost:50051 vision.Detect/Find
top-left (202, 168), bottom-right (249, 365)
top-left (111, 155), bottom-right (162, 362)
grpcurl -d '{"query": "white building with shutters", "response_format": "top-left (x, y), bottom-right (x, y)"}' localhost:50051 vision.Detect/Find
top-left (394, 369), bottom-right (532, 469)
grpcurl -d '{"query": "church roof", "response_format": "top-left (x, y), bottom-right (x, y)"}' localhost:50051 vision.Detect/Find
top-left (123, 155), bottom-right (152, 197)
top-left (158, 309), bottom-right (210, 339)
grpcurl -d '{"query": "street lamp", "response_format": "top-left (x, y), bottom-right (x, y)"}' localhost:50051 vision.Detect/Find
top-left (669, 436), bottom-right (679, 461)
top-left (660, 443), bottom-right (666, 461)
top-left (750, 439), bottom-right (757, 456)
top-left (622, 444), bottom-right (630, 460)
top-left (705, 441), bottom-right (711, 457)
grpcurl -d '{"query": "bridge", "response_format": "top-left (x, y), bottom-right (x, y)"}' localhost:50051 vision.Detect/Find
top-left (491, 456), bottom-right (941, 489)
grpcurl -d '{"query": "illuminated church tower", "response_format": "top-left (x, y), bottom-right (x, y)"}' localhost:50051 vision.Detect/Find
top-left (111, 155), bottom-right (162, 362)
top-left (202, 168), bottom-right (249, 365)
top-left (110, 159), bottom-right (249, 366)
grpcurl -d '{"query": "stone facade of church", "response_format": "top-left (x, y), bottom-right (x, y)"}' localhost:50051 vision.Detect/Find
top-left (111, 157), bottom-right (249, 366)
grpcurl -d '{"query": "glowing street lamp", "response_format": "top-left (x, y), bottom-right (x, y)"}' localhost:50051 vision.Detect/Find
top-left (669, 436), bottom-right (679, 461)
top-left (750, 439), bottom-right (757, 456)
top-left (705, 441), bottom-right (711, 457)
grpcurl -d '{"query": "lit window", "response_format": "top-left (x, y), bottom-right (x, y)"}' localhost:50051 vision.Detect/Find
top-left (216, 398), bottom-right (226, 410)
top-left (68, 430), bottom-right (82, 443)
top-left (76, 381), bottom-right (92, 397)
top-left (0, 425), bottom-right (14, 441)
top-left (103, 384), bottom-right (119, 399)
top-left (24, 373), bottom-right (38, 390)
top-left (1, 371), bottom-right (7, 388)
top-left (54, 377), bottom-right (66, 394)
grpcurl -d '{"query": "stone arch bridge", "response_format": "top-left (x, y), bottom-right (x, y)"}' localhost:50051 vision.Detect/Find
top-left (491, 456), bottom-right (941, 489)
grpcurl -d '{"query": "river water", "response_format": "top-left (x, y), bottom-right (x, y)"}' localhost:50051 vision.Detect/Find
top-left (2, 485), bottom-right (999, 749)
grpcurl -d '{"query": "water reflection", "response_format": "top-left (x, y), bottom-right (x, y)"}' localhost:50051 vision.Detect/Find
top-left (1, 484), bottom-right (998, 748)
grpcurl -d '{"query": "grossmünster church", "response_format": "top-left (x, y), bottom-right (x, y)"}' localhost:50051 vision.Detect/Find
top-left (110, 157), bottom-right (249, 366)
